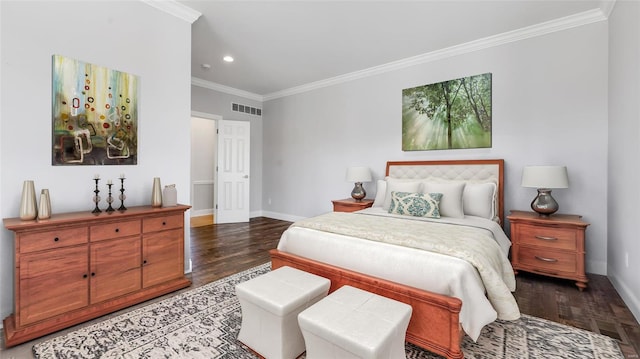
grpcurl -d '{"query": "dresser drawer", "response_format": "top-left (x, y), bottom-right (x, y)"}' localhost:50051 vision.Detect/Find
top-left (516, 224), bottom-right (577, 250)
top-left (518, 247), bottom-right (576, 274)
top-left (90, 219), bottom-right (140, 242)
top-left (19, 227), bottom-right (88, 253)
top-left (143, 214), bottom-right (183, 233)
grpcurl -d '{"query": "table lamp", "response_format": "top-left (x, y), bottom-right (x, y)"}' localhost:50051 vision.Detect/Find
top-left (346, 166), bottom-right (372, 201)
top-left (521, 166), bottom-right (569, 217)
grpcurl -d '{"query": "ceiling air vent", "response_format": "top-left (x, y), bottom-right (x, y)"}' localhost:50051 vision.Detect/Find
top-left (231, 103), bottom-right (262, 117)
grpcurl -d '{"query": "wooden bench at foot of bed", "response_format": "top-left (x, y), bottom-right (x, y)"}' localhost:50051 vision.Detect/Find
top-left (270, 249), bottom-right (464, 359)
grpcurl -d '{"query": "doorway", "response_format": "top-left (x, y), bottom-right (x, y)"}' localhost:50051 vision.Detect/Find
top-left (190, 114), bottom-right (220, 226)
top-left (190, 114), bottom-right (251, 226)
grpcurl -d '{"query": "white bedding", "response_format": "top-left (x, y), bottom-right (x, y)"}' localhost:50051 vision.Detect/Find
top-left (276, 207), bottom-right (520, 341)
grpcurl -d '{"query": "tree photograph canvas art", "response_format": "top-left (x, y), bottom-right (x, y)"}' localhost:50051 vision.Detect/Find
top-left (402, 73), bottom-right (492, 151)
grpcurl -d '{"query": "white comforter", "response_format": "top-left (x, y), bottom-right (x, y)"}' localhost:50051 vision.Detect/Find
top-left (276, 207), bottom-right (520, 340)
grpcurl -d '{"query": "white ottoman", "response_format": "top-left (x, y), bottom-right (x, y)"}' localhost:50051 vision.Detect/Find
top-left (298, 285), bottom-right (412, 359)
top-left (235, 266), bottom-right (331, 359)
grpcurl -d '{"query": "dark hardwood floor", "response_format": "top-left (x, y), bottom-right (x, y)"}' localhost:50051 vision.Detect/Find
top-left (189, 216), bottom-right (292, 288)
top-left (515, 271), bottom-right (640, 358)
top-left (190, 217), bottom-right (640, 358)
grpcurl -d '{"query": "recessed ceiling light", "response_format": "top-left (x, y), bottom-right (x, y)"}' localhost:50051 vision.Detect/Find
top-left (223, 56), bottom-right (234, 63)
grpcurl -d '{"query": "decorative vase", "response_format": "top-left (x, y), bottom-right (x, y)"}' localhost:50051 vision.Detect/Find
top-left (38, 189), bottom-right (51, 219)
top-left (151, 177), bottom-right (163, 207)
top-left (162, 185), bottom-right (177, 207)
top-left (19, 180), bottom-right (37, 220)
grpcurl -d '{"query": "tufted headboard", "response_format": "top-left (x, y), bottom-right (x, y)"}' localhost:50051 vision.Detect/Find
top-left (385, 159), bottom-right (505, 225)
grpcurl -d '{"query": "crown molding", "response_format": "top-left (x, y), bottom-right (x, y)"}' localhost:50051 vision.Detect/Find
top-left (190, 7), bottom-right (608, 103)
top-left (141, 0), bottom-right (201, 24)
top-left (262, 8), bottom-right (607, 101)
top-left (191, 77), bottom-right (264, 102)
top-left (599, 0), bottom-right (616, 18)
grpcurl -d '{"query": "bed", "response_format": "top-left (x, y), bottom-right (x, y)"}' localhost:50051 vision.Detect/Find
top-left (269, 159), bottom-right (520, 359)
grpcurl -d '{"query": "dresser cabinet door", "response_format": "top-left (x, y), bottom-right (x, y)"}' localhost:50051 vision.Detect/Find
top-left (90, 237), bottom-right (142, 303)
top-left (142, 228), bottom-right (184, 288)
top-left (19, 246), bottom-right (89, 326)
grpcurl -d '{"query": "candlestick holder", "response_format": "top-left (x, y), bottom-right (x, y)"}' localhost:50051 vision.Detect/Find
top-left (92, 178), bottom-right (102, 214)
top-left (106, 183), bottom-right (115, 212)
top-left (118, 177), bottom-right (127, 211)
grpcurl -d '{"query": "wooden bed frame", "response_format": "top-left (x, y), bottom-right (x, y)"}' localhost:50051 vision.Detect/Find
top-left (270, 159), bottom-right (505, 359)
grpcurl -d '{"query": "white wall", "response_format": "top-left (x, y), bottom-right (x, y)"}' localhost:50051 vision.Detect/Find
top-left (191, 86), bottom-right (263, 216)
top-left (0, 1), bottom-right (193, 323)
top-left (262, 21), bottom-right (609, 275)
top-left (608, 1), bottom-right (640, 321)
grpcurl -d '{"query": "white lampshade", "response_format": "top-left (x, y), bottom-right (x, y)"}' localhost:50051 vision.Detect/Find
top-left (521, 166), bottom-right (569, 189)
top-left (346, 166), bottom-right (372, 183)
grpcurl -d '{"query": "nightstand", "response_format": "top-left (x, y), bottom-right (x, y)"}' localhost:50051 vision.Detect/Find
top-left (331, 198), bottom-right (374, 213)
top-left (507, 210), bottom-right (590, 291)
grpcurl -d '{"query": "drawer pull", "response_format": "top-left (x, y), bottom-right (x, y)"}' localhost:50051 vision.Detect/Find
top-left (53, 237), bottom-right (59, 242)
top-left (535, 255), bottom-right (558, 263)
top-left (83, 274), bottom-right (88, 278)
top-left (162, 221), bottom-right (166, 226)
top-left (115, 228), bottom-right (120, 233)
top-left (535, 235), bottom-right (557, 241)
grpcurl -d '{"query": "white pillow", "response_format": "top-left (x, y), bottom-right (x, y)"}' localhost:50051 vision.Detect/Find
top-left (463, 182), bottom-right (496, 219)
top-left (372, 180), bottom-right (387, 208)
top-left (421, 181), bottom-right (466, 218)
top-left (382, 178), bottom-right (421, 210)
top-left (423, 177), bottom-right (498, 220)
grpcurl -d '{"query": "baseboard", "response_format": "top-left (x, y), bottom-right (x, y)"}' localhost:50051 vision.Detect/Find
top-left (191, 209), bottom-right (213, 217)
top-left (256, 210), bottom-right (306, 222)
top-left (607, 267), bottom-right (640, 323)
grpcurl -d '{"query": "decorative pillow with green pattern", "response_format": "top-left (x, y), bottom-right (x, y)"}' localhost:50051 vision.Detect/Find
top-left (388, 191), bottom-right (443, 218)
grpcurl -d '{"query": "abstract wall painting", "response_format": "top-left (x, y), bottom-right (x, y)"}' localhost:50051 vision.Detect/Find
top-left (402, 73), bottom-right (492, 151)
top-left (52, 55), bottom-right (138, 165)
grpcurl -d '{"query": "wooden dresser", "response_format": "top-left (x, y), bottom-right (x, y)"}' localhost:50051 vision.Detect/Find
top-left (331, 198), bottom-right (374, 212)
top-left (507, 210), bottom-right (589, 291)
top-left (2, 204), bottom-right (191, 347)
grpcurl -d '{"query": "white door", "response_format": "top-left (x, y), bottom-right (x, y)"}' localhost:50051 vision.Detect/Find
top-left (215, 120), bottom-right (250, 223)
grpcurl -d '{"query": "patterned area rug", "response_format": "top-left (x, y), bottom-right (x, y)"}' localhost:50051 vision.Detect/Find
top-left (33, 263), bottom-right (623, 359)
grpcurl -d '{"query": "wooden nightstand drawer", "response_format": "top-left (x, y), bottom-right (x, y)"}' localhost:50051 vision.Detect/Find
top-left (518, 247), bottom-right (576, 274)
top-left (517, 224), bottom-right (577, 250)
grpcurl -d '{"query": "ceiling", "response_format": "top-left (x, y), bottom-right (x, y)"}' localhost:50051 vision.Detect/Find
top-left (180, 0), bottom-right (608, 98)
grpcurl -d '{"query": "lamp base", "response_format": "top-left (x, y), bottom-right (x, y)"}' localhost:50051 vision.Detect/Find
top-left (351, 182), bottom-right (366, 202)
top-left (531, 188), bottom-right (559, 217)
